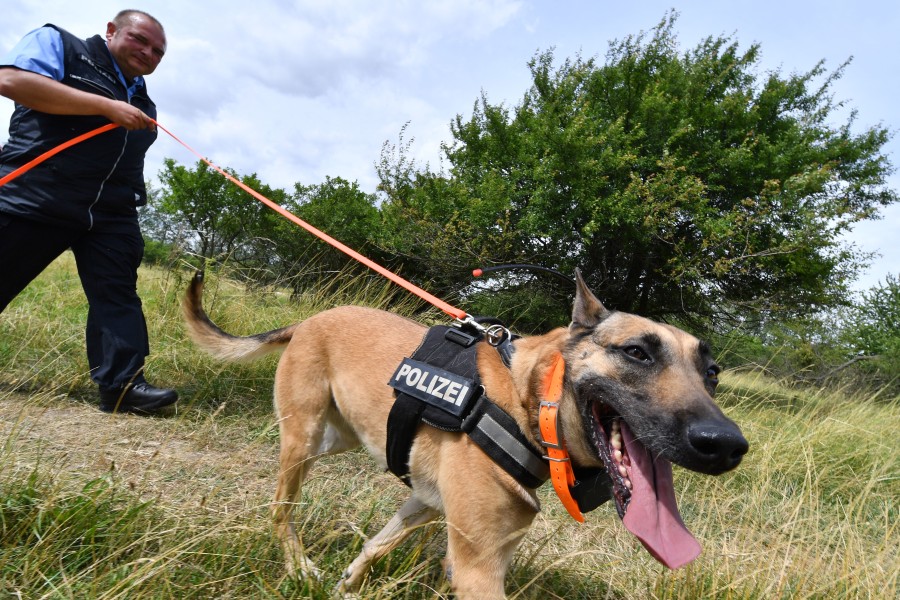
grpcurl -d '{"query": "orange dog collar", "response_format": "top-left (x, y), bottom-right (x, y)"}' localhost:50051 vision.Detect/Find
top-left (538, 352), bottom-right (584, 523)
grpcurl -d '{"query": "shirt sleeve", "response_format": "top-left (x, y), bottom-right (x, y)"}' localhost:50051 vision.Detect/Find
top-left (0, 26), bottom-right (65, 81)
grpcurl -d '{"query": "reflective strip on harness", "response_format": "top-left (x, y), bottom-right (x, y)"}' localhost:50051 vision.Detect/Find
top-left (461, 396), bottom-right (549, 489)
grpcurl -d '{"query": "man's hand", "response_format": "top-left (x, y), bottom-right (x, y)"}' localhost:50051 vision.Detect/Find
top-left (103, 100), bottom-right (155, 130)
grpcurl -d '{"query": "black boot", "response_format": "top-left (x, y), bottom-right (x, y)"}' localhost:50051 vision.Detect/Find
top-left (99, 381), bottom-right (178, 414)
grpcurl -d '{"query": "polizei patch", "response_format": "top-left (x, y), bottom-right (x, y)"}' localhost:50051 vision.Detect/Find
top-left (388, 358), bottom-right (477, 417)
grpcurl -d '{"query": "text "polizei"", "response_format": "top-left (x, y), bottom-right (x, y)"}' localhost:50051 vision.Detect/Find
top-left (389, 358), bottom-right (477, 417)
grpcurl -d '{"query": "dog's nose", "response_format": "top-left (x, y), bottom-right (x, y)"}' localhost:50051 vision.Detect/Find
top-left (686, 421), bottom-right (749, 473)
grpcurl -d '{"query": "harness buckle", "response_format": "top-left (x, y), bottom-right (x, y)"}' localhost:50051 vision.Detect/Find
top-left (544, 454), bottom-right (571, 463)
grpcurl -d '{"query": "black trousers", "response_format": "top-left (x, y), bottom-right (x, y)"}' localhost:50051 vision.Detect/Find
top-left (0, 211), bottom-right (149, 391)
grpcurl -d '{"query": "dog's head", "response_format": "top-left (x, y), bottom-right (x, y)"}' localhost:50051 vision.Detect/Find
top-left (558, 270), bottom-right (748, 568)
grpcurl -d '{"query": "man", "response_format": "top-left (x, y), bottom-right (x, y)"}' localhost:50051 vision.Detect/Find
top-left (0, 10), bottom-right (177, 415)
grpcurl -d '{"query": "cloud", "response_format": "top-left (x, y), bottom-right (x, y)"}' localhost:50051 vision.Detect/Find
top-left (138, 0), bottom-right (524, 190)
top-left (155, 0), bottom-right (523, 100)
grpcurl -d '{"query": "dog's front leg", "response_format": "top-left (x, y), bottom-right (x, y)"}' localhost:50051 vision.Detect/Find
top-left (442, 484), bottom-right (536, 600)
top-left (443, 522), bottom-right (528, 600)
top-left (335, 496), bottom-right (439, 596)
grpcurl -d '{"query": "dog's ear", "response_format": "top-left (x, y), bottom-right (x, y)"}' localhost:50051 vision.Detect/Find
top-left (571, 268), bottom-right (609, 329)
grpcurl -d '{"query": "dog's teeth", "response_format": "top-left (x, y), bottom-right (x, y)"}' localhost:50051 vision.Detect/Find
top-left (618, 465), bottom-right (628, 478)
top-left (624, 478), bottom-right (632, 490)
top-left (611, 433), bottom-right (622, 450)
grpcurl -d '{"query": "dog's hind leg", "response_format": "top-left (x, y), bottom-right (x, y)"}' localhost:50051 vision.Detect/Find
top-left (335, 496), bottom-right (439, 596)
top-left (272, 369), bottom-right (359, 580)
top-left (271, 414), bottom-right (323, 580)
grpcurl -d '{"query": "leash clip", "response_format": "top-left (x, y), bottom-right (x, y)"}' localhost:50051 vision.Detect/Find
top-left (455, 316), bottom-right (510, 345)
top-left (456, 315), bottom-right (485, 333)
top-left (455, 316), bottom-right (514, 356)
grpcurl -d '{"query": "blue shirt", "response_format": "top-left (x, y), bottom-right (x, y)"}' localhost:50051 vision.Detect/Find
top-left (1, 26), bottom-right (145, 99)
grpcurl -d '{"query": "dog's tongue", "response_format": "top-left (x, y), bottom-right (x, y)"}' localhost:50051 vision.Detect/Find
top-left (619, 422), bottom-right (701, 569)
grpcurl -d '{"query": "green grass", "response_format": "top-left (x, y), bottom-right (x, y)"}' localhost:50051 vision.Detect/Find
top-left (1, 254), bottom-right (897, 598)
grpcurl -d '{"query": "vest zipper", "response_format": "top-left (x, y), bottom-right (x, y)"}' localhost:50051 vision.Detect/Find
top-left (67, 74), bottom-right (117, 99)
top-left (86, 131), bottom-right (129, 230)
top-left (75, 76), bottom-right (129, 230)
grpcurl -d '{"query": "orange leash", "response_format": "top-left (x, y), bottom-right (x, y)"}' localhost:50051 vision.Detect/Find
top-left (0, 123), bottom-right (118, 188)
top-left (539, 352), bottom-right (584, 522)
top-left (0, 121), bottom-right (468, 322)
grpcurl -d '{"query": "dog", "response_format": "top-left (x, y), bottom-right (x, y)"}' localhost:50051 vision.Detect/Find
top-left (183, 269), bottom-right (747, 599)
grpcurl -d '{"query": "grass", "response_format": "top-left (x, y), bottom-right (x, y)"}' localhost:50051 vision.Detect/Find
top-left (1, 254), bottom-right (897, 598)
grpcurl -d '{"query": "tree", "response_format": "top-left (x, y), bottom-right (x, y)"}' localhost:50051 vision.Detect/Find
top-left (139, 182), bottom-right (185, 266)
top-left (844, 274), bottom-right (900, 390)
top-left (377, 12), bottom-right (897, 330)
top-left (269, 176), bottom-right (385, 294)
top-left (376, 124), bottom-right (526, 312)
top-left (149, 159), bottom-right (387, 294)
top-left (154, 158), bottom-right (286, 267)
top-left (712, 274), bottom-right (900, 393)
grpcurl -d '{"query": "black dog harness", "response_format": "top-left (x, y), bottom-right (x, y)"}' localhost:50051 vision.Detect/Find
top-left (386, 322), bottom-right (549, 489)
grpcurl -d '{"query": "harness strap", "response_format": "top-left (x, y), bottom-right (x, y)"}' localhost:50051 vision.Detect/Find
top-left (461, 396), bottom-right (549, 488)
top-left (388, 392), bottom-right (549, 489)
top-left (386, 393), bottom-right (427, 486)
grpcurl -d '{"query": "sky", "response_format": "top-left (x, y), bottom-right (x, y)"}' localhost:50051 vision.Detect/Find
top-left (2, 0), bottom-right (897, 292)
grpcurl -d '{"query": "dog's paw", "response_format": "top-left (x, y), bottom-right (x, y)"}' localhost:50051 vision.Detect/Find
top-left (334, 571), bottom-right (364, 599)
top-left (285, 556), bottom-right (323, 582)
top-left (332, 586), bottom-right (362, 600)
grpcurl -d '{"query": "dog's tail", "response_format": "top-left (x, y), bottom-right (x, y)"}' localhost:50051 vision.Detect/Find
top-left (182, 271), bottom-right (299, 362)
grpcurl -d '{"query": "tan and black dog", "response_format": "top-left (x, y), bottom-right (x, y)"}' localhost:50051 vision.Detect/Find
top-left (183, 270), bottom-right (747, 599)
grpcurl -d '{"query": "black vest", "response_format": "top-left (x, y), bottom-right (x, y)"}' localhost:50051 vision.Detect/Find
top-left (0, 25), bottom-right (158, 228)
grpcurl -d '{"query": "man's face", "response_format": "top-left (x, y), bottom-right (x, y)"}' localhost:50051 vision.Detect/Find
top-left (105, 14), bottom-right (166, 80)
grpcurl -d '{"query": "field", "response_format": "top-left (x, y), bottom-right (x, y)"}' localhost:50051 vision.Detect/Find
top-left (1, 255), bottom-right (897, 599)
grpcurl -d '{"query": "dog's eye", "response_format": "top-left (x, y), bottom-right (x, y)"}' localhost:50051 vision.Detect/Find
top-left (706, 366), bottom-right (720, 386)
top-left (622, 345), bottom-right (651, 363)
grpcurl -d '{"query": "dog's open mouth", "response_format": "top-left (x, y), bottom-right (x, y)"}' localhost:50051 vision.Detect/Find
top-left (590, 403), bottom-right (701, 569)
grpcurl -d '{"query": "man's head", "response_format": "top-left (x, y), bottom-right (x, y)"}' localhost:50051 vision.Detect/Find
top-left (105, 10), bottom-right (166, 80)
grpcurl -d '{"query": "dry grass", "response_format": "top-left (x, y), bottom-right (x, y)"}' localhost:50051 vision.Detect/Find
top-left (1, 255), bottom-right (897, 598)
